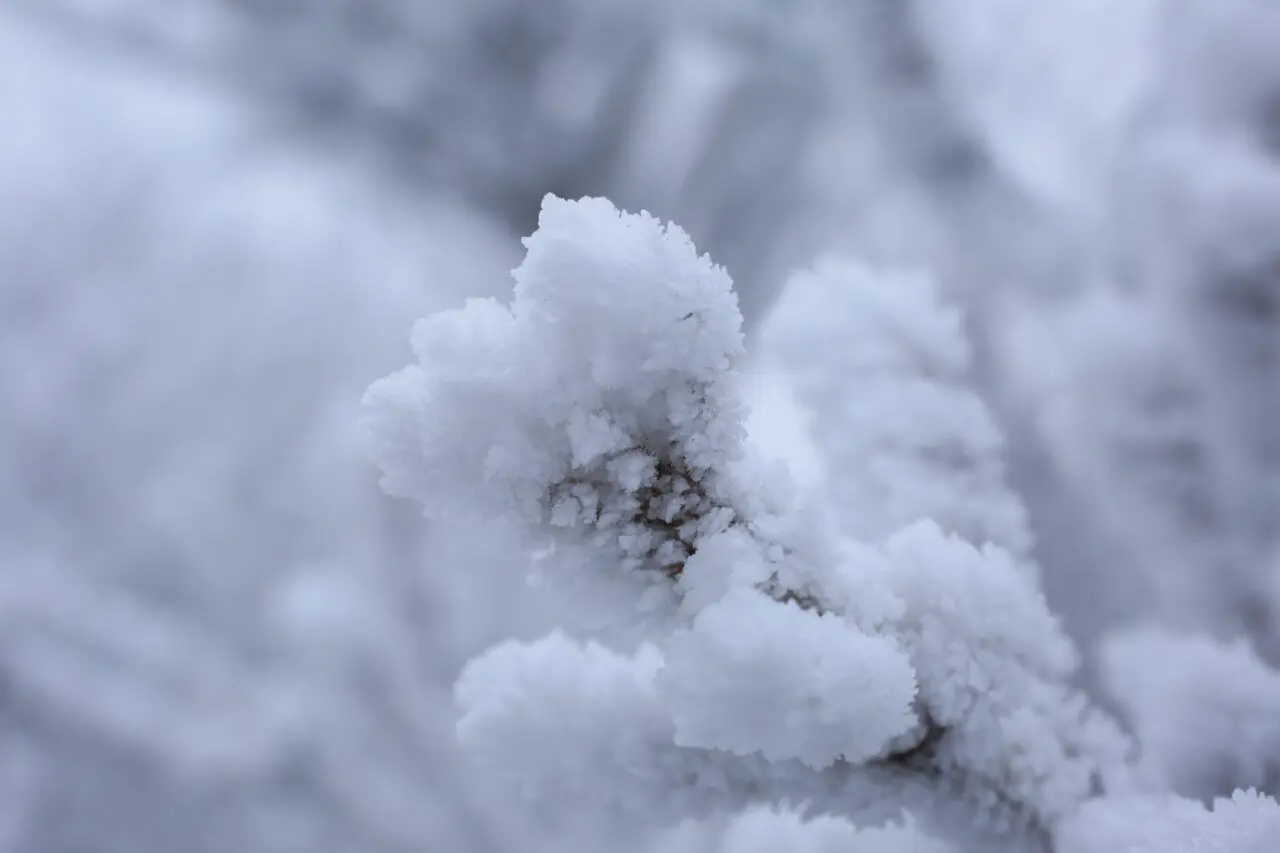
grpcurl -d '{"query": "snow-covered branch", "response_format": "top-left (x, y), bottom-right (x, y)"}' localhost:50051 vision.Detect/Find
top-left (365, 194), bottom-right (1145, 850)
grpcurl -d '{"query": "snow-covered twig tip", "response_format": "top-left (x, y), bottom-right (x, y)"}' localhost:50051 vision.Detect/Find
top-left (364, 195), bottom-right (750, 580)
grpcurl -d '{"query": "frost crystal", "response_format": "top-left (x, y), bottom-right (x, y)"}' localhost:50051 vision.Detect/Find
top-left (366, 195), bottom-right (1135, 849)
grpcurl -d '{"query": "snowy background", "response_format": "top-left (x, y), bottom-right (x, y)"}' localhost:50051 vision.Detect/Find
top-left (1, 1), bottom-right (1278, 851)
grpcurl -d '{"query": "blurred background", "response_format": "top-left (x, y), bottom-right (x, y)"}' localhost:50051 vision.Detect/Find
top-left (1, 1), bottom-right (1277, 850)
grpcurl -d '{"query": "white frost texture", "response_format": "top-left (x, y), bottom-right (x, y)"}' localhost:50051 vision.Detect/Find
top-left (756, 260), bottom-right (1033, 564)
top-left (362, 195), bottom-right (1181, 851)
top-left (650, 805), bottom-right (956, 853)
top-left (1059, 788), bottom-right (1280, 853)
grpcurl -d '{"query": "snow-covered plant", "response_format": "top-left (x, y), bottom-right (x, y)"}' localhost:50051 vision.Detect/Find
top-left (1059, 787), bottom-right (1280, 853)
top-left (1099, 627), bottom-right (1280, 799)
top-left (756, 259), bottom-right (1033, 563)
top-left (648, 804), bottom-right (956, 853)
top-left (365, 194), bottom-right (1147, 850)
top-left (0, 18), bottom-right (527, 852)
top-left (958, 2), bottom-right (1280, 812)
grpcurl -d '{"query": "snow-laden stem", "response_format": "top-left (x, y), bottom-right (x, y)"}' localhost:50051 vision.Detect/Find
top-left (364, 194), bottom-right (1275, 851)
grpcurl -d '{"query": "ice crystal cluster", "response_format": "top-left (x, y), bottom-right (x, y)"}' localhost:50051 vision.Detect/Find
top-left (365, 195), bottom-right (1280, 851)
